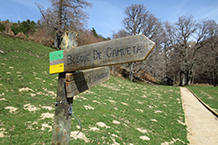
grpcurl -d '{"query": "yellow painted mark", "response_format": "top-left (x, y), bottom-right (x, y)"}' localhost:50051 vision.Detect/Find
top-left (49, 63), bottom-right (64, 74)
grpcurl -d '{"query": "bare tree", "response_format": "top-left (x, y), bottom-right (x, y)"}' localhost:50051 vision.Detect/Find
top-left (49, 0), bottom-right (91, 30)
top-left (162, 16), bottom-right (197, 85)
top-left (140, 14), bottom-right (165, 80)
top-left (112, 29), bottom-right (130, 39)
top-left (122, 4), bottom-right (148, 35)
top-left (174, 16), bottom-right (197, 85)
top-left (112, 4), bottom-right (165, 82)
top-left (36, 0), bottom-right (91, 49)
top-left (143, 14), bottom-right (162, 40)
top-left (186, 19), bottom-right (212, 85)
top-left (193, 20), bottom-right (218, 85)
top-left (121, 4), bottom-right (149, 81)
top-left (113, 6), bottom-right (218, 85)
top-left (162, 21), bottom-right (177, 79)
top-left (207, 20), bottom-right (218, 86)
top-left (163, 16), bottom-right (218, 85)
top-left (122, 4), bottom-right (149, 81)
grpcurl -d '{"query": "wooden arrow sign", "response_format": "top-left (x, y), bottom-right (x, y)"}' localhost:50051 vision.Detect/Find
top-left (49, 34), bottom-right (155, 74)
top-left (65, 67), bottom-right (110, 98)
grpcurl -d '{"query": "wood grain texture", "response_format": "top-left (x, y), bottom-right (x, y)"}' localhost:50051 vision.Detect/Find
top-left (52, 31), bottom-right (77, 145)
top-left (66, 67), bottom-right (110, 98)
top-left (52, 73), bottom-right (72, 145)
top-left (49, 34), bottom-right (155, 74)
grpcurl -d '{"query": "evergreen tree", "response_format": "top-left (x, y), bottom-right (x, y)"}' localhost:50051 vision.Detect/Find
top-left (11, 23), bottom-right (20, 35)
top-left (11, 19), bottom-right (36, 35)
top-left (0, 23), bottom-right (5, 32)
top-left (91, 27), bottom-right (98, 38)
top-left (91, 27), bottom-right (110, 40)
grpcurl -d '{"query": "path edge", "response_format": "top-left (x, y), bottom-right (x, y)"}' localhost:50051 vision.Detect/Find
top-left (186, 87), bottom-right (218, 118)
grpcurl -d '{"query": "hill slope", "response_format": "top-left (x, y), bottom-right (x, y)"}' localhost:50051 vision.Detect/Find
top-left (0, 34), bottom-right (189, 144)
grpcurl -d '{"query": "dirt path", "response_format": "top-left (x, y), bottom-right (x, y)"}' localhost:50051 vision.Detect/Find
top-left (180, 87), bottom-right (218, 145)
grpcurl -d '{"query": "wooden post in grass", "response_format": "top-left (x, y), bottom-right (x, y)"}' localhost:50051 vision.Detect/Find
top-left (52, 31), bottom-right (77, 145)
top-left (52, 72), bottom-right (72, 144)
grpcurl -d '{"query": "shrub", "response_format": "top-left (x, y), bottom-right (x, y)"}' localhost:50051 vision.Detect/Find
top-left (0, 23), bottom-right (5, 32)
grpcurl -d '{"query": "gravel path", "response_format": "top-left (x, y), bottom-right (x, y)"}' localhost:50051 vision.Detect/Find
top-left (180, 87), bottom-right (218, 145)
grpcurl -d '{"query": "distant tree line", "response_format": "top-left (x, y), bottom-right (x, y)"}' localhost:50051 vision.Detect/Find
top-left (11, 19), bottom-right (36, 35)
top-left (112, 4), bottom-right (218, 86)
top-left (2, 1), bottom-right (217, 85)
top-left (0, 19), bottom-right (37, 36)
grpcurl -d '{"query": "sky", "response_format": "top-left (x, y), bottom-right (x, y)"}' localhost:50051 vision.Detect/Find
top-left (0, 0), bottom-right (218, 38)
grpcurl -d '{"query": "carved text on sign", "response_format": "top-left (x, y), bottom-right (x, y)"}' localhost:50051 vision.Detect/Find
top-left (49, 34), bottom-right (155, 74)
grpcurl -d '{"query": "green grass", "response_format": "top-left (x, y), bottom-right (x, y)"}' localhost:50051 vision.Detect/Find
top-left (187, 86), bottom-right (218, 112)
top-left (0, 34), bottom-right (189, 144)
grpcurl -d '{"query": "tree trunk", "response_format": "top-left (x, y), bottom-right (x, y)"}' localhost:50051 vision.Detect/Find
top-left (191, 71), bottom-right (195, 84)
top-left (213, 69), bottom-right (218, 87)
top-left (179, 71), bottom-right (188, 86)
top-left (179, 72), bottom-right (183, 86)
top-left (187, 70), bottom-right (192, 86)
top-left (54, 31), bottom-right (63, 50)
top-left (58, 0), bottom-right (63, 28)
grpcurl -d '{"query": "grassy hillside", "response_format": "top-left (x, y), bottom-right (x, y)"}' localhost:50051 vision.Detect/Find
top-left (0, 34), bottom-right (189, 144)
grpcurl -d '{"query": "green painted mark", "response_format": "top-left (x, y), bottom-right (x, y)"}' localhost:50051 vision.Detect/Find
top-left (49, 50), bottom-right (64, 61)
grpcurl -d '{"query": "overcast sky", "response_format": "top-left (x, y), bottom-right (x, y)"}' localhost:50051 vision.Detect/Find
top-left (1, 0), bottom-right (218, 38)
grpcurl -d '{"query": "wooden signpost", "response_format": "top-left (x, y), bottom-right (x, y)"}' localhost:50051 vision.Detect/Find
top-left (51, 67), bottom-right (110, 145)
top-left (66, 67), bottom-right (110, 98)
top-left (51, 32), bottom-right (155, 145)
top-left (49, 34), bottom-right (155, 74)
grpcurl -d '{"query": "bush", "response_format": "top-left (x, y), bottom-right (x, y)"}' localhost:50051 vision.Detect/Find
top-left (11, 23), bottom-right (20, 35)
top-left (0, 23), bottom-right (5, 32)
top-left (11, 19), bottom-right (36, 35)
